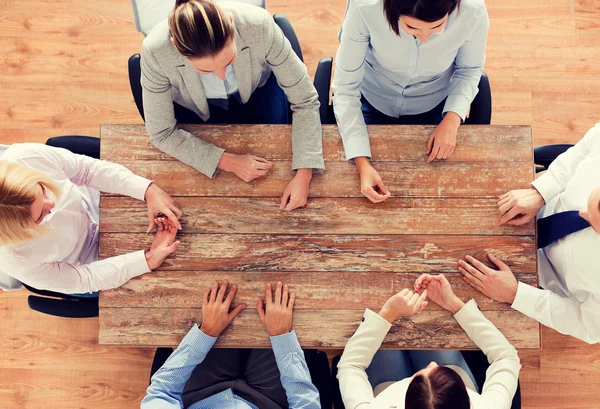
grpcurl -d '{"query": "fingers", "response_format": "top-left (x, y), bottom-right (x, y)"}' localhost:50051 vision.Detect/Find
top-left (156, 218), bottom-right (165, 231)
top-left (253, 156), bottom-right (272, 164)
top-left (288, 291), bottom-right (296, 310)
top-left (171, 204), bottom-right (183, 219)
top-left (495, 206), bottom-right (522, 227)
top-left (280, 189), bottom-right (291, 210)
top-left (282, 283), bottom-right (289, 307)
top-left (147, 219), bottom-right (156, 233)
top-left (409, 291), bottom-right (420, 305)
top-left (460, 270), bottom-right (485, 292)
top-left (203, 290), bottom-right (209, 307)
top-left (210, 281), bottom-right (219, 303)
top-left (416, 289), bottom-right (428, 310)
top-left (166, 240), bottom-right (180, 255)
top-left (465, 255), bottom-right (493, 275)
top-left (375, 179), bottom-right (391, 196)
top-left (164, 208), bottom-right (182, 230)
top-left (458, 259), bottom-right (486, 281)
top-left (265, 283), bottom-right (273, 308)
top-left (507, 213), bottom-right (534, 226)
top-left (427, 143), bottom-right (441, 163)
top-left (398, 288), bottom-right (410, 297)
top-left (426, 134), bottom-right (434, 155)
top-left (488, 253), bottom-right (510, 271)
top-left (225, 283), bottom-right (237, 306)
top-left (415, 274), bottom-right (433, 291)
top-left (362, 185), bottom-right (389, 204)
top-left (256, 298), bottom-right (265, 323)
top-left (274, 281), bottom-right (283, 305)
top-left (216, 280), bottom-right (228, 302)
top-left (227, 303), bottom-right (246, 324)
top-left (283, 199), bottom-right (305, 212)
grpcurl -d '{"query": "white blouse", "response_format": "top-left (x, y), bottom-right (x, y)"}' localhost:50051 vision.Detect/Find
top-left (0, 144), bottom-right (153, 294)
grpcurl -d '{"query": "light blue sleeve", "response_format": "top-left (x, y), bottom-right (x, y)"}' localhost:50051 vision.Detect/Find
top-left (141, 325), bottom-right (218, 409)
top-left (270, 331), bottom-right (321, 409)
top-left (443, 5), bottom-right (490, 121)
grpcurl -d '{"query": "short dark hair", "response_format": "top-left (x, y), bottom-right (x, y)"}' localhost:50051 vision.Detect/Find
top-left (405, 366), bottom-right (470, 409)
top-left (169, 0), bottom-right (234, 58)
top-left (383, 0), bottom-right (460, 35)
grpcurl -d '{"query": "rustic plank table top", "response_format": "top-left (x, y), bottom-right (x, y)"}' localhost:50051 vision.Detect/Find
top-left (98, 124), bottom-right (539, 349)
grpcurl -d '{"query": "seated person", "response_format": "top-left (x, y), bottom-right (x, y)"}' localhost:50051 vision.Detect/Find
top-left (337, 274), bottom-right (521, 409)
top-left (0, 143), bottom-right (181, 294)
top-left (459, 123), bottom-right (600, 344)
top-left (142, 280), bottom-right (320, 408)
top-left (142, 0), bottom-right (325, 211)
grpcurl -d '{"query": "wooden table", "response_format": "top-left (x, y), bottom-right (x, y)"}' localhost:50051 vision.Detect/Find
top-left (98, 124), bottom-right (539, 349)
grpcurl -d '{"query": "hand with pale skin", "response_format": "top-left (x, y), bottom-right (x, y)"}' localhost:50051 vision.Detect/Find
top-left (426, 112), bottom-right (461, 163)
top-left (414, 274), bottom-right (465, 314)
top-left (457, 254), bottom-right (519, 304)
top-left (145, 183), bottom-right (182, 232)
top-left (280, 168), bottom-right (312, 212)
top-left (200, 280), bottom-right (247, 337)
top-left (257, 281), bottom-right (296, 336)
top-left (145, 217), bottom-right (181, 270)
top-left (354, 157), bottom-right (392, 203)
top-left (495, 187), bottom-right (545, 227)
top-left (378, 289), bottom-right (428, 324)
top-left (218, 152), bottom-right (274, 183)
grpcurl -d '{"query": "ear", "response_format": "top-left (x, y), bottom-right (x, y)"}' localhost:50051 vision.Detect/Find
top-left (170, 37), bottom-right (175, 46)
top-left (229, 15), bottom-right (233, 23)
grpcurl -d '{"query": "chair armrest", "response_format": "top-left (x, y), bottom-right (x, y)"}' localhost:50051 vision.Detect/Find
top-left (128, 53), bottom-right (145, 121)
top-left (314, 56), bottom-right (333, 125)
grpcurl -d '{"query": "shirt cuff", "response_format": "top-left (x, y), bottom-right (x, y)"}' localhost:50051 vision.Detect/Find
top-left (362, 308), bottom-right (393, 332)
top-left (511, 281), bottom-right (541, 317)
top-left (186, 324), bottom-right (218, 353)
top-left (291, 156), bottom-right (326, 172)
top-left (124, 250), bottom-right (152, 278)
top-left (343, 135), bottom-right (372, 161)
top-left (531, 173), bottom-right (561, 204)
top-left (443, 94), bottom-right (471, 122)
top-left (206, 147), bottom-right (226, 179)
top-left (270, 330), bottom-right (303, 358)
top-left (128, 175), bottom-right (154, 201)
top-left (453, 299), bottom-right (479, 324)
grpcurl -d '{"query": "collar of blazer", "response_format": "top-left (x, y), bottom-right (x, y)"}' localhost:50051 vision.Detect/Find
top-left (175, 22), bottom-right (253, 119)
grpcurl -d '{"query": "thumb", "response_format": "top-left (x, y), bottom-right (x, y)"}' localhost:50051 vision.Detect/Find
top-left (488, 253), bottom-right (509, 271)
top-left (167, 240), bottom-right (181, 254)
top-left (147, 219), bottom-right (155, 233)
top-left (228, 304), bottom-right (246, 324)
top-left (427, 134), bottom-right (435, 155)
top-left (256, 298), bottom-right (266, 323)
top-left (280, 190), bottom-right (291, 210)
top-left (419, 301), bottom-right (428, 312)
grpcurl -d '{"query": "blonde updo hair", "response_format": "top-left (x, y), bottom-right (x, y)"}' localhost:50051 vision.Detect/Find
top-left (169, 0), bottom-right (235, 58)
top-left (0, 161), bottom-right (60, 246)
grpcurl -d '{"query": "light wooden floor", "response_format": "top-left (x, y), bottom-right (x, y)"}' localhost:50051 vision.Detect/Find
top-left (1, 0), bottom-right (599, 408)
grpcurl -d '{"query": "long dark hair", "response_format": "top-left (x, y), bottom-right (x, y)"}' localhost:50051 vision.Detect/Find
top-left (169, 0), bottom-right (234, 58)
top-left (405, 366), bottom-right (470, 409)
top-left (383, 0), bottom-right (460, 35)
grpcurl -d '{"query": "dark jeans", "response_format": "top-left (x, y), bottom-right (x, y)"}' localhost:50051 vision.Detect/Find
top-left (361, 96), bottom-right (447, 125)
top-left (175, 73), bottom-right (289, 125)
top-left (181, 348), bottom-right (288, 409)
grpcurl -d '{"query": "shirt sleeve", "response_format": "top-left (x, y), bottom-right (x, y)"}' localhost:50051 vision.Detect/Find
top-left (337, 309), bottom-right (392, 409)
top-left (531, 123), bottom-right (600, 203)
top-left (9, 250), bottom-right (150, 294)
top-left (512, 281), bottom-right (600, 344)
top-left (453, 300), bottom-right (521, 409)
top-left (262, 11), bottom-right (325, 172)
top-left (141, 41), bottom-right (226, 178)
top-left (442, 6), bottom-right (489, 121)
top-left (142, 325), bottom-right (218, 409)
top-left (331, 0), bottom-right (372, 161)
top-left (270, 331), bottom-right (321, 409)
top-left (17, 144), bottom-right (152, 201)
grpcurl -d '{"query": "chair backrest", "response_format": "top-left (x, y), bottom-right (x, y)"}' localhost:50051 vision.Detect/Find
top-left (131, 0), bottom-right (267, 36)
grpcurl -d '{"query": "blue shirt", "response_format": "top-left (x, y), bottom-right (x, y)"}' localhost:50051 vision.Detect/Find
top-left (200, 65), bottom-right (240, 110)
top-left (332, 0), bottom-right (489, 160)
top-left (141, 325), bottom-right (320, 409)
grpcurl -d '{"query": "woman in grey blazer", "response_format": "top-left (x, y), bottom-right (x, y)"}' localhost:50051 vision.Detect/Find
top-left (141, 0), bottom-right (324, 211)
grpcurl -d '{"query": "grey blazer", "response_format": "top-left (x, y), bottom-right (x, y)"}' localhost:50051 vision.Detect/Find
top-left (141, 2), bottom-right (325, 178)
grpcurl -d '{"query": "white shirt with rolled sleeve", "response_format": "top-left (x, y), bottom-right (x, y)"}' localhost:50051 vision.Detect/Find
top-left (511, 123), bottom-right (600, 344)
top-left (0, 144), bottom-right (153, 294)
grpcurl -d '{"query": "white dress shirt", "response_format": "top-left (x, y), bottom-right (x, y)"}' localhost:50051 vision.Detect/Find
top-left (0, 144), bottom-right (153, 294)
top-left (337, 301), bottom-right (521, 409)
top-left (332, 0), bottom-right (489, 160)
top-left (511, 123), bottom-right (600, 344)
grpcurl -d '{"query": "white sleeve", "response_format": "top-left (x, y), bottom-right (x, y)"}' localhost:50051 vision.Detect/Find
top-left (453, 300), bottom-right (521, 409)
top-left (337, 309), bottom-right (392, 409)
top-left (512, 282), bottom-right (600, 344)
top-left (532, 124), bottom-right (600, 203)
top-left (16, 143), bottom-right (152, 201)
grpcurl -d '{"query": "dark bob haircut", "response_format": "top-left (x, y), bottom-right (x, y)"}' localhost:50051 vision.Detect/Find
top-left (384, 0), bottom-right (460, 35)
top-left (405, 366), bottom-right (470, 409)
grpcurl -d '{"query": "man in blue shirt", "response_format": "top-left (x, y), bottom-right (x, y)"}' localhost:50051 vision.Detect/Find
top-left (142, 280), bottom-right (321, 409)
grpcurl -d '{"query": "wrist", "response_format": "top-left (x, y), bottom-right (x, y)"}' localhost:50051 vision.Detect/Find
top-left (295, 168), bottom-right (313, 182)
top-left (378, 307), bottom-right (397, 324)
top-left (218, 152), bottom-right (235, 172)
top-left (200, 324), bottom-right (221, 337)
top-left (144, 182), bottom-right (156, 201)
top-left (448, 297), bottom-right (465, 314)
top-left (145, 249), bottom-right (157, 270)
top-left (443, 112), bottom-right (462, 128)
top-left (505, 281), bottom-right (519, 304)
top-left (354, 156), bottom-right (371, 172)
top-left (529, 186), bottom-right (546, 205)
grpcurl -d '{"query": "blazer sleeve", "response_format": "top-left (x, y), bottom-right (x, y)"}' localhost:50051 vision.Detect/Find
top-left (141, 41), bottom-right (226, 178)
top-left (261, 11), bottom-right (325, 171)
top-left (454, 300), bottom-right (521, 409)
top-left (337, 309), bottom-right (393, 409)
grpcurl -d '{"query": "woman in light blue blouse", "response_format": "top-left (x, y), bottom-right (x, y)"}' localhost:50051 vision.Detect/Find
top-left (333, 0), bottom-right (489, 203)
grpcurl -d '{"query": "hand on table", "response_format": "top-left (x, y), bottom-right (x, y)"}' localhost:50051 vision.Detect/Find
top-left (200, 280), bottom-right (247, 337)
top-left (426, 112), bottom-right (461, 163)
top-left (218, 152), bottom-right (273, 183)
top-left (280, 168), bottom-right (312, 212)
top-left (145, 217), bottom-right (181, 270)
top-left (145, 183), bottom-right (182, 232)
top-left (378, 289), bottom-right (428, 324)
top-left (355, 157), bottom-right (391, 203)
top-left (495, 188), bottom-right (545, 226)
top-left (257, 281), bottom-right (295, 336)
top-left (414, 274), bottom-right (464, 314)
top-left (458, 254), bottom-right (519, 304)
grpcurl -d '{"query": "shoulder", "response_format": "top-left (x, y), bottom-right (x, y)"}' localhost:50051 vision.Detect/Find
top-left (143, 19), bottom-right (178, 59)
top-left (1, 143), bottom-right (60, 167)
top-left (222, 2), bottom-right (270, 29)
top-left (457, 0), bottom-right (489, 20)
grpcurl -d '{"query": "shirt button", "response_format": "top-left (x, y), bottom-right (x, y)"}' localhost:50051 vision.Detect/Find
top-left (362, 317), bottom-right (365, 322)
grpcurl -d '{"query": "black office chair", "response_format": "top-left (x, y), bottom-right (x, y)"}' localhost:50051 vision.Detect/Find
top-left (128, 14), bottom-right (334, 124)
top-left (322, 72), bottom-right (493, 125)
top-left (534, 144), bottom-right (573, 173)
top-left (149, 347), bottom-right (333, 408)
top-left (18, 135), bottom-right (102, 318)
top-left (331, 352), bottom-right (521, 409)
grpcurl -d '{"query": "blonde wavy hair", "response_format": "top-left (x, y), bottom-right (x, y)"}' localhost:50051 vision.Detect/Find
top-left (0, 161), bottom-right (61, 246)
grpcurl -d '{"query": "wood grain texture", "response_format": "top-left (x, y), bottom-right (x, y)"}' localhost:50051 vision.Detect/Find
top-left (100, 124), bottom-right (533, 163)
top-left (105, 159), bottom-right (533, 198)
top-left (99, 307), bottom-right (540, 349)
top-left (99, 233), bottom-right (537, 273)
top-left (99, 196), bottom-right (535, 235)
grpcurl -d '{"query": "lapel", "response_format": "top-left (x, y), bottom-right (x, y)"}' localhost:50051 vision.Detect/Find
top-left (176, 55), bottom-right (210, 119)
top-left (232, 25), bottom-right (253, 103)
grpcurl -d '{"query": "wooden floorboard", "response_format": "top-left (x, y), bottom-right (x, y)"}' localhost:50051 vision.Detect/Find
top-left (1, 0), bottom-right (599, 407)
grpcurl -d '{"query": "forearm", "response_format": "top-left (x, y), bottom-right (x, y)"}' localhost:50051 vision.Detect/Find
top-left (290, 108), bottom-right (325, 171)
